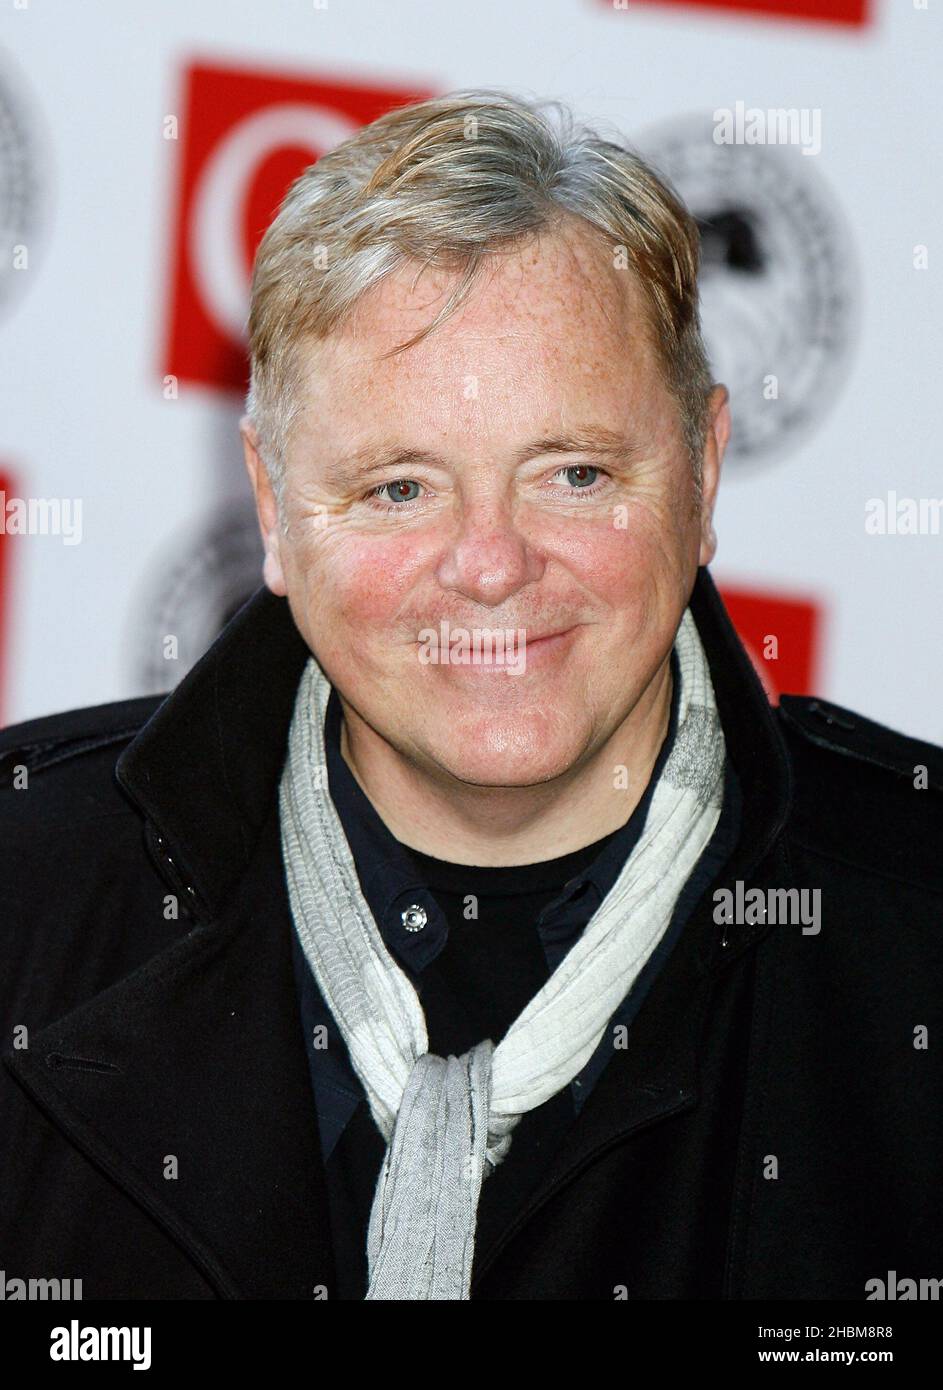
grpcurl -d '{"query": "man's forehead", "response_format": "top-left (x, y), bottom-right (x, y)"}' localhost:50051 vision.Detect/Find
top-left (308, 232), bottom-right (650, 367)
top-left (287, 228), bottom-right (667, 464)
top-left (292, 350), bottom-right (660, 463)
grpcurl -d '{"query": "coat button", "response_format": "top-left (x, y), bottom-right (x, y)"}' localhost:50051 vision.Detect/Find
top-left (401, 904), bottom-right (428, 933)
top-left (809, 700), bottom-right (855, 731)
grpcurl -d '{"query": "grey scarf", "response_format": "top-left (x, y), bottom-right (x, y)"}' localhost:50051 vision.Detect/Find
top-left (279, 608), bottom-right (725, 1300)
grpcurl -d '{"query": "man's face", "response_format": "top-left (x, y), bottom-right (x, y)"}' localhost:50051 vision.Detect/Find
top-left (243, 221), bottom-right (727, 789)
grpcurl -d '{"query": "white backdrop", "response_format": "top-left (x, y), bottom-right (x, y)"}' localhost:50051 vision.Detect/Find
top-left (1, 0), bottom-right (940, 741)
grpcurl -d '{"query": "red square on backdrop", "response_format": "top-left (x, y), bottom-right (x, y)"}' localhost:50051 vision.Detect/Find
top-left (719, 582), bottom-right (822, 703)
top-left (162, 63), bottom-right (433, 394)
top-left (607, 0), bottom-right (869, 25)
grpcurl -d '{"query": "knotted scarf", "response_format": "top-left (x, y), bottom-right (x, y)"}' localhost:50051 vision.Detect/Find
top-left (279, 607), bottom-right (725, 1300)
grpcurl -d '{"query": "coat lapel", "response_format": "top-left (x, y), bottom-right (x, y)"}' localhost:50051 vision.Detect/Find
top-left (5, 795), bottom-right (335, 1299)
top-left (470, 896), bottom-right (710, 1289)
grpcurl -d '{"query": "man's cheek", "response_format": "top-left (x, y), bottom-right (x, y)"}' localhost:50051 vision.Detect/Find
top-left (610, 501), bottom-right (690, 579)
top-left (559, 522), bottom-right (649, 599)
top-left (311, 535), bottom-right (426, 630)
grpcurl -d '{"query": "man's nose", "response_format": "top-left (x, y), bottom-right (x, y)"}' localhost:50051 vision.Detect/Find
top-left (433, 501), bottom-right (544, 608)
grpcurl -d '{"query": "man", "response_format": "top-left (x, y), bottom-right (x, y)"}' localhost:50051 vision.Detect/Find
top-left (2, 91), bottom-right (941, 1301)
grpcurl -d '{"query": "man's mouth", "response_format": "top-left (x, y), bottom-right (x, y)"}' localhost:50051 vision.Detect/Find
top-left (412, 622), bottom-right (581, 675)
top-left (526, 625), bottom-right (577, 646)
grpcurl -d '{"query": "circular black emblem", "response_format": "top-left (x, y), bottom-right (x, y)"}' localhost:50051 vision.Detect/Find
top-left (639, 113), bottom-right (858, 465)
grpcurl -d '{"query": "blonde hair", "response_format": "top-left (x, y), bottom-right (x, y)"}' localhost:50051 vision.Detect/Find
top-left (245, 89), bottom-right (713, 506)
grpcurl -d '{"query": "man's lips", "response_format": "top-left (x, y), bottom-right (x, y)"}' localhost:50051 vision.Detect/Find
top-left (411, 622), bottom-right (582, 674)
top-left (416, 623), bottom-right (579, 643)
top-left (525, 625), bottom-right (578, 646)
top-left (517, 625), bottom-right (580, 666)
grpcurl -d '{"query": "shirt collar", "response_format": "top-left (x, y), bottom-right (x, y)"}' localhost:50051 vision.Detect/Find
top-left (321, 684), bottom-right (449, 970)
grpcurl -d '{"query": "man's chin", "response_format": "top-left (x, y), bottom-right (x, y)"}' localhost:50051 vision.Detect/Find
top-left (417, 718), bottom-right (590, 790)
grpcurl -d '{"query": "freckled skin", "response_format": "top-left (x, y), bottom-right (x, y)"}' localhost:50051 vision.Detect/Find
top-left (241, 218), bottom-right (730, 864)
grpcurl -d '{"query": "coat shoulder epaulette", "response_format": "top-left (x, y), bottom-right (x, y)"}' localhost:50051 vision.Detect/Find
top-left (0, 693), bottom-right (167, 780)
top-left (777, 694), bottom-right (943, 793)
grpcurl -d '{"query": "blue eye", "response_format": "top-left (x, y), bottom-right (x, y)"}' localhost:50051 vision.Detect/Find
top-left (374, 479), bottom-right (422, 505)
top-left (552, 464), bottom-right (609, 498)
top-left (562, 465), bottom-right (599, 488)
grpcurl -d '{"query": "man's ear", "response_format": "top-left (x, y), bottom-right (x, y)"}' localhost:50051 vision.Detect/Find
top-left (240, 415), bottom-right (287, 597)
top-left (697, 384), bottom-right (731, 567)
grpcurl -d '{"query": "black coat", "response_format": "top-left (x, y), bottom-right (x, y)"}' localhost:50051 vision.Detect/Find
top-left (2, 566), bottom-right (941, 1300)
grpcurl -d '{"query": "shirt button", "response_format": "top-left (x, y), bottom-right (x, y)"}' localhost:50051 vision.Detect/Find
top-left (401, 904), bottom-right (428, 933)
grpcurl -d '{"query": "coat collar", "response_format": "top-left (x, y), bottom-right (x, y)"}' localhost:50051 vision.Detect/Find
top-left (113, 585), bottom-right (311, 924)
top-left (6, 565), bottom-right (793, 1298)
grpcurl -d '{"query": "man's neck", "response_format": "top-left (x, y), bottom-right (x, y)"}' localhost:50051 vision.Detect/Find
top-left (336, 657), bottom-right (674, 867)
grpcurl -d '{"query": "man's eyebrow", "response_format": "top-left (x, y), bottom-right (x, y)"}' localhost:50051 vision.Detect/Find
top-left (321, 427), bottom-right (644, 487)
top-left (510, 427), bottom-right (645, 466)
top-left (321, 447), bottom-right (441, 488)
